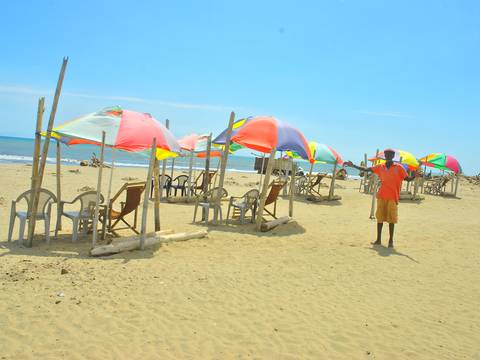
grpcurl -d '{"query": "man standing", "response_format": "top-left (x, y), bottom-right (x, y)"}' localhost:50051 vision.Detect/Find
top-left (344, 149), bottom-right (417, 248)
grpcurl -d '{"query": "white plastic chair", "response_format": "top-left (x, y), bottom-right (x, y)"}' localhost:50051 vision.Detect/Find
top-left (55, 191), bottom-right (104, 242)
top-left (226, 189), bottom-right (259, 224)
top-left (8, 188), bottom-right (57, 245)
top-left (193, 187), bottom-right (228, 225)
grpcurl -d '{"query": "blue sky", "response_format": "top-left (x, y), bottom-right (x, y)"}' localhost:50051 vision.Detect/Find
top-left (0, 0), bottom-right (479, 174)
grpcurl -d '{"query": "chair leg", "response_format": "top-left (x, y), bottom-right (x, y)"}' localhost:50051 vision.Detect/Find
top-left (72, 218), bottom-right (79, 242)
top-left (8, 212), bottom-right (16, 242)
top-left (204, 206), bottom-right (209, 225)
top-left (226, 203), bottom-right (232, 224)
top-left (193, 203), bottom-right (198, 223)
top-left (45, 217), bottom-right (50, 244)
top-left (18, 218), bottom-right (27, 246)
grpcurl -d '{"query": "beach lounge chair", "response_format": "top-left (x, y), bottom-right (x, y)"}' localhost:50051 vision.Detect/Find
top-left (99, 182), bottom-right (145, 236)
top-left (193, 187), bottom-right (228, 225)
top-left (424, 177), bottom-right (450, 195)
top-left (226, 189), bottom-right (259, 224)
top-left (55, 191), bottom-right (104, 242)
top-left (191, 170), bottom-right (217, 195)
top-left (8, 188), bottom-right (57, 245)
top-left (263, 180), bottom-right (287, 219)
top-left (306, 173), bottom-right (327, 196)
top-left (150, 174), bottom-right (172, 198)
top-left (169, 175), bottom-right (189, 197)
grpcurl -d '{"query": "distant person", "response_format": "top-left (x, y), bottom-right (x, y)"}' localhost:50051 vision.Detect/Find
top-left (297, 166), bottom-right (305, 176)
top-left (344, 149), bottom-right (417, 248)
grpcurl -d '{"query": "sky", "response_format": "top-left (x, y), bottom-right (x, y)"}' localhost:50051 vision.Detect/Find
top-left (0, 0), bottom-right (479, 174)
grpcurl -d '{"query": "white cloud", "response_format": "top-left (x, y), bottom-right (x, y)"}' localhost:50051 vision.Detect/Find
top-left (0, 84), bottom-right (232, 111)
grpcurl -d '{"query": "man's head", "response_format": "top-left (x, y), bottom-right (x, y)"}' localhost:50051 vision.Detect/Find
top-left (384, 149), bottom-right (395, 161)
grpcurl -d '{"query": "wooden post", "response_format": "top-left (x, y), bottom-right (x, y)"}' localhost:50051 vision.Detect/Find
top-left (159, 119), bottom-right (169, 200)
top-left (328, 160), bottom-right (338, 200)
top-left (31, 98), bottom-right (45, 191)
top-left (454, 174), bottom-right (460, 197)
top-left (187, 150), bottom-right (194, 198)
top-left (102, 148), bottom-right (116, 240)
top-left (92, 131), bottom-right (106, 247)
top-left (27, 57), bottom-right (68, 247)
top-left (258, 154), bottom-right (266, 191)
top-left (256, 149), bottom-right (276, 231)
top-left (307, 161), bottom-right (314, 195)
top-left (55, 140), bottom-right (62, 231)
top-left (140, 138), bottom-right (157, 250)
top-left (289, 160), bottom-right (296, 217)
top-left (170, 158), bottom-right (175, 180)
top-left (215, 112), bottom-right (235, 215)
top-left (153, 155), bottom-right (161, 231)
top-left (203, 134), bottom-right (212, 196)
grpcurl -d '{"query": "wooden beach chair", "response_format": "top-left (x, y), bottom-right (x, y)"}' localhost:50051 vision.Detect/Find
top-left (191, 170), bottom-right (217, 195)
top-left (150, 174), bottom-right (172, 198)
top-left (226, 189), bottom-right (259, 224)
top-left (99, 182), bottom-right (145, 236)
top-left (424, 177), bottom-right (450, 195)
top-left (306, 173), bottom-right (327, 196)
top-left (8, 188), bottom-right (57, 245)
top-left (55, 191), bottom-right (104, 242)
top-left (193, 187), bottom-right (228, 225)
top-left (263, 180), bottom-right (287, 219)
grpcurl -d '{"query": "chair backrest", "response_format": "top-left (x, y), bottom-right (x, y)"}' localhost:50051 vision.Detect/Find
top-left (194, 170), bottom-right (217, 189)
top-left (16, 188), bottom-right (57, 216)
top-left (309, 173), bottom-right (326, 188)
top-left (160, 174), bottom-right (172, 186)
top-left (265, 181), bottom-right (286, 206)
top-left (120, 183), bottom-right (145, 215)
top-left (173, 175), bottom-right (189, 186)
top-left (73, 191), bottom-right (104, 217)
top-left (205, 186), bottom-right (228, 202)
top-left (243, 189), bottom-right (260, 208)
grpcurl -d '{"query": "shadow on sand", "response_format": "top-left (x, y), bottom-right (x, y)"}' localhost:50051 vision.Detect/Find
top-left (368, 244), bottom-right (419, 263)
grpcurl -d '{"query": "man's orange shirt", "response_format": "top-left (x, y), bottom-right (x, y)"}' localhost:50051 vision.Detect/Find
top-left (372, 163), bottom-right (408, 202)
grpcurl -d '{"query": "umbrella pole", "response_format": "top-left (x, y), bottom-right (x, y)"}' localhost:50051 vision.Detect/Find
top-left (153, 153), bottom-right (161, 231)
top-left (289, 159), bottom-right (296, 217)
top-left (258, 154), bottom-right (266, 191)
top-left (369, 149), bottom-right (379, 219)
top-left (170, 158), bottom-right (175, 180)
top-left (159, 119), bottom-right (169, 200)
top-left (203, 134), bottom-right (212, 196)
top-left (216, 112), bottom-right (235, 214)
top-left (55, 140), bottom-right (62, 233)
top-left (27, 57), bottom-right (68, 248)
top-left (102, 148), bottom-right (116, 239)
top-left (140, 138), bottom-right (157, 250)
top-left (256, 149), bottom-right (276, 231)
top-left (187, 150), bottom-right (194, 199)
top-left (92, 131), bottom-right (106, 247)
top-left (328, 160), bottom-right (338, 200)
top-left (307, 161), bottom-right (314, 195)
top-left (454, 174), bottom-right (459, 197)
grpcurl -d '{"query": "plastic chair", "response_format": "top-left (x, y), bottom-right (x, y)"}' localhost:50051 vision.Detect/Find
top-left (193, 187), bottom-right (228, 225)
top-left (150, 174), bottom-right (172, 198)
top-left (8, 188), bottom-right (57, 245)
top-left (226, 189), bottom-right (259, 224)
top-left (169, 175), bottom-right (189, 197)
top-left (55, 191), bottom-right (104, 242)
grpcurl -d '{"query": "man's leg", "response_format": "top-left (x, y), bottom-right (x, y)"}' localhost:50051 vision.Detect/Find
top-left (388, 223), bottom-right (395, 248)
top-left (373, 222), bottom-right (383, 245)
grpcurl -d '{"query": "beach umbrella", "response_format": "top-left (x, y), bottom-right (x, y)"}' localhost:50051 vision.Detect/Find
top-left (288, 142), bottom-right (343, 165)
top-left (419, 153), bottom-right (462, 174)
top-left (369, 149), bottom-right (419, 170)
top-left (50, 106), bottom-right (181, 160)
top-left (214, 116), bottom-right (312, 160)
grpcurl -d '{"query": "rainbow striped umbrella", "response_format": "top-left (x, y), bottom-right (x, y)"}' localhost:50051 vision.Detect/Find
top-left (214, 116), bottom-right (312, 161)
top-left (287, 142), bottom-right (342, 165)
top-left (419, 153), bottom-right (462, 174)
top-left (369, 149), bottom-right (419, 170)
top-left (178, 133), bottom-right (223, 158)
top-left (51, 106), bottom-right (180, 160)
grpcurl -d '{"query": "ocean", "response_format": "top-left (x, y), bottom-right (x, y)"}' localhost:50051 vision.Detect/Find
top-left (0, 136), bottom-right (358, 176)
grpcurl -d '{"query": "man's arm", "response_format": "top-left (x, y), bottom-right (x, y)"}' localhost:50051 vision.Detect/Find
top-left (344, 161), bottom-right (373, 173)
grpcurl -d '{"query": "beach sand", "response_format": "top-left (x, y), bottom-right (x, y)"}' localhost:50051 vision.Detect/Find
top-left (1, 164), bottom-right (479, 359)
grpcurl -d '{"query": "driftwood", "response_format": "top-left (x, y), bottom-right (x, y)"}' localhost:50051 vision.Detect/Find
top-left (260, 216), bottom-right (290, 232)
top-left (90, 229), bottom-right (207, 257)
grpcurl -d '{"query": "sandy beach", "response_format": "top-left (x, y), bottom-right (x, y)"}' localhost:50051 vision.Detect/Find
top-left (1, 163), bottom-right (479, 359)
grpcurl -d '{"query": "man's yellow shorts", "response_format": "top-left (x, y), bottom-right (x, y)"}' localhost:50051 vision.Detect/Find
top-left (376, 199), bottom-right (398, 224)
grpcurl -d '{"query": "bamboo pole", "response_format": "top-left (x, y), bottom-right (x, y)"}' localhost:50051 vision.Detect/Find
top-left (289, 160), bottom-right (296, 217)
top-left (55, 140), bottom-right (62, 231)
top-left (187, 150), bottom-right (194, 198)
top-left (170, 158), bottom-right (175, 180)
top-left (140, 138), bottom-right (157, 250)
top-left (153, 155), bottom-right (161, 231)
top-left (159, 119), bottom-right (170, 200)
top-left (307, 161), bottom-right (314, 195)
top-left (215, 112), bottom-right (235, 216)
top-left (203, 134), bottom-right (212, 197)
top-left (256, 149), bottom-right (276, 231)
top-left (27, 57), bottom-right (68, 247)
top-left (102, 148), bottom-right (116, 240)
top-left (92, 131), bottom-right (106, 247)
top-left (328, 160), bottom-right (338, 200)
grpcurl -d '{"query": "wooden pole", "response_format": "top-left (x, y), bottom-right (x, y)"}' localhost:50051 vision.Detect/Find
top-left (153, 154), bottom-right (161, 231)
top-left (454, 174), bottom-right (460, 197)
top-left (140, 138), bottom-right (157, 250)
top-left (102, 148), bottom-right (116, 240)
top-left (27, 57), bottom-right (68, 247)
top-left (307, 161), bottom-right (314, 195)
top-left (55, 140), bottom-right (62, 231)
top-left (170, 158), bottom-right (175, 180)
top-left (215, 111), bottom-right (235, 214)
top-left (203, 134), bottom-right (212, 196)
top-left (31, 97), bottom-right (45, 191)
top-left (256, 149), bottom-right (276, 231)
top-left (289, 160), bottom-right (296, 217)
top-left (187, 150), bottom-right (194, 198)
top-left (92, 131), bottom-right (106, 247)
top-left (258, 154), bottom-right (266, 191)
top-left (159, 119), bottom-right (169, 200)
top-left (328, 160), bottom-right (338, 200)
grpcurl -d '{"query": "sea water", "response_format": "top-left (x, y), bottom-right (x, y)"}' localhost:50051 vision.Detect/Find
top-left (0, 136), bottom-right (358, 176)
